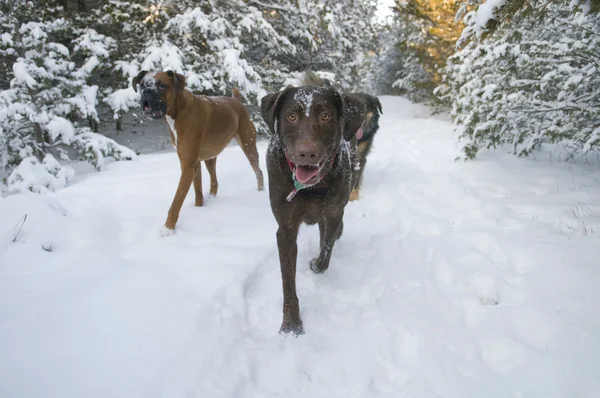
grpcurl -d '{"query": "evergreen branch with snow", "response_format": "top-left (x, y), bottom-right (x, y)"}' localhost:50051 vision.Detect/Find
top-left (440, 2), bottom-right (600, 159)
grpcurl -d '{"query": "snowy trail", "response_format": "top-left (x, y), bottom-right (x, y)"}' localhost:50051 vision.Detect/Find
top-left (1, 96), bottom-right (600, 398)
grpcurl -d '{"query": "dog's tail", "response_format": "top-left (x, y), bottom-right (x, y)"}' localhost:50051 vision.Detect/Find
top-left (232, 87), bottom-right (241, 101)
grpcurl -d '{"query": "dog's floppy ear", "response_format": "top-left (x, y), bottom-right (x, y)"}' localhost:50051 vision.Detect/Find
top-left (374, 97), bottom-right (383, 114)
top-left (362, 93), bottom-right (383, 115)
top-left (175, 73), bottom-right (186, 91)
top-left (260, 85), bottom-right (293, 136)
top-left (342, 94), bottom-right (366, 141)
top-left (166, 70), bottom-right (186, 91)
top-left (131, 70), bottom-right (148, 93)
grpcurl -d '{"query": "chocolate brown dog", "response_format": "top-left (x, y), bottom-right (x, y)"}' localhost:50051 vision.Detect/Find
top-left (261, 83), bottom-right (365, 335)
top-left (292, 72), bottom-right (383, 201)
top-left (132, 70), bottom-right (264, 236)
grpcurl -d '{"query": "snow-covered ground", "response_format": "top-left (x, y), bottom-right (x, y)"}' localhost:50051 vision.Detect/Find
top-left (1, 96), bottom-right (599, 398)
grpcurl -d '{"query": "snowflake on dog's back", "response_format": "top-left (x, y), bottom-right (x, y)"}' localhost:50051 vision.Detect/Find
top-left (337, 139), bottom-right (356, 191)
top-left (267, 133), bottom-right (283, 166)
top-left (339, 139), bottom-right (352, 173)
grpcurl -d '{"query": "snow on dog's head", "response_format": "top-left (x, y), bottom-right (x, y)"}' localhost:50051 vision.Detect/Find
top-left (293, 87), bottom-right (316, 117)
top-left (140, 71), bottom-right (157, 89)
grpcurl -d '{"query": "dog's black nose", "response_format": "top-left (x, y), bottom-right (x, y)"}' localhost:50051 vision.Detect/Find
top-left (297, 143), bottom-right (319, 163)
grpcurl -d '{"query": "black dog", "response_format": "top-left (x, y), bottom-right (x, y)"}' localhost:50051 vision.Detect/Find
top-left (348, 93), bottom-right (383, 201)
top-left (261, 83), bottom-right (365, 335)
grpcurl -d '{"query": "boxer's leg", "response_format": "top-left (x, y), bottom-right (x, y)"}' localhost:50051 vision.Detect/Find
top-left (192, 160), bottom-right (203, 206)
top-left (162, 159), bottom-right (196, 235)
top-left (204, 157), bottom-right (218, 196)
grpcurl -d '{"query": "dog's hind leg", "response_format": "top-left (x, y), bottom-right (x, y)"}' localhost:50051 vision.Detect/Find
top-left (310, 211), bottom-right (344, 274)
top-left (192, 161), bottom-right (204, 207)
top-left (234, 122), bottom-right (264, 191)
top-left (204, 157), bottom-right (218, 196)
top-left (350, 164), bottom-right (364, 201)
top-left (350, 141), bottom-right (371, 201)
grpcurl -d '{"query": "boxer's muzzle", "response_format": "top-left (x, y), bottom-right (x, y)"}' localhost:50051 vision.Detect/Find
top-left (140, 88), bottom-right (167, 120)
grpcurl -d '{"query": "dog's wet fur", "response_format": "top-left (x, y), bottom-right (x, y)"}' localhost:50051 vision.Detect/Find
top-left (261, 73), bottom-right (366, 334)
top-left (298, 72), bottom-right (383, 201)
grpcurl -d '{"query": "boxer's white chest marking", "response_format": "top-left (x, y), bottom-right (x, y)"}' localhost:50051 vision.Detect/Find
top-left (166, 115), bottom-right (177, 148)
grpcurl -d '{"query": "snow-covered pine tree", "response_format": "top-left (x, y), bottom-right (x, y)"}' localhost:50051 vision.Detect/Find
top-left (457, 0), bottom-right (600, 47)
top-left (96, 0), bottom-right (169, 131)
top-left (0, 0), bottom-right (135, 192)
top-left (317, 0), bottom-right (379, 90)
top-left (157, 0), bottom-right (295, 100)
top-left (368, 0), bottom-right (467, 105)
top-left (252, 0), bottom-right (378, 91)
top-left (438, 1), bottom-right (600, 159)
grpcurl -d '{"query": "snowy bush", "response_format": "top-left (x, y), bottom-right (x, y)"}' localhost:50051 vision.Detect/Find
top-left (72, 130), bottom-right (137, 171)
top-left (7, 154), bottom-right (74, 194)
top-left (103, 88), bottom-right (140, 121)
top-left (438, 2), bottom-right (600, 159)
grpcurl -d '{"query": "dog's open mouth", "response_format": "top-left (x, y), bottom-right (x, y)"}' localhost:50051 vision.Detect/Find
top-left (142, 101), bottom-right (164, 119)
top-left (291, 159), bottom-right (327, 185)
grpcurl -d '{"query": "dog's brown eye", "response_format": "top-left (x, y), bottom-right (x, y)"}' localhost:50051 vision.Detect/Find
top-left (287, 112), bottom-right (297, 122)
top-left (321, 112), bottom-right (331, 122)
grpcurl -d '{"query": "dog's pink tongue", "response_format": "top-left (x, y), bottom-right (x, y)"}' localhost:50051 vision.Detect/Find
top-left (356, 127), bottom-right (364, 140)
top-left (295, 166), bottom-right (320, 184)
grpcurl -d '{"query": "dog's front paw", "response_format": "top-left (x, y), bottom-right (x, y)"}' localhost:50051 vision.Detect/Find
top-left (310, 258), bottom-right (329, 274)
top-left (280, 318), bottom-right (304, 336)
top-left (160, 225), bottom-right (176, 237)
top-left (349, 189), bottom-right (359, 201)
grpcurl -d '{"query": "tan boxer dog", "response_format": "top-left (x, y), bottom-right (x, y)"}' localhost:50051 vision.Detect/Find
top-left (132, 70), bottom-right (264, 237)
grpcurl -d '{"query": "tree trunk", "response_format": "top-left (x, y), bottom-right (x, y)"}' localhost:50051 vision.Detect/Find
top-left (88, 116), bottom-right (99, 132)
top-left (33, 122), bottom-right (46, 160)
